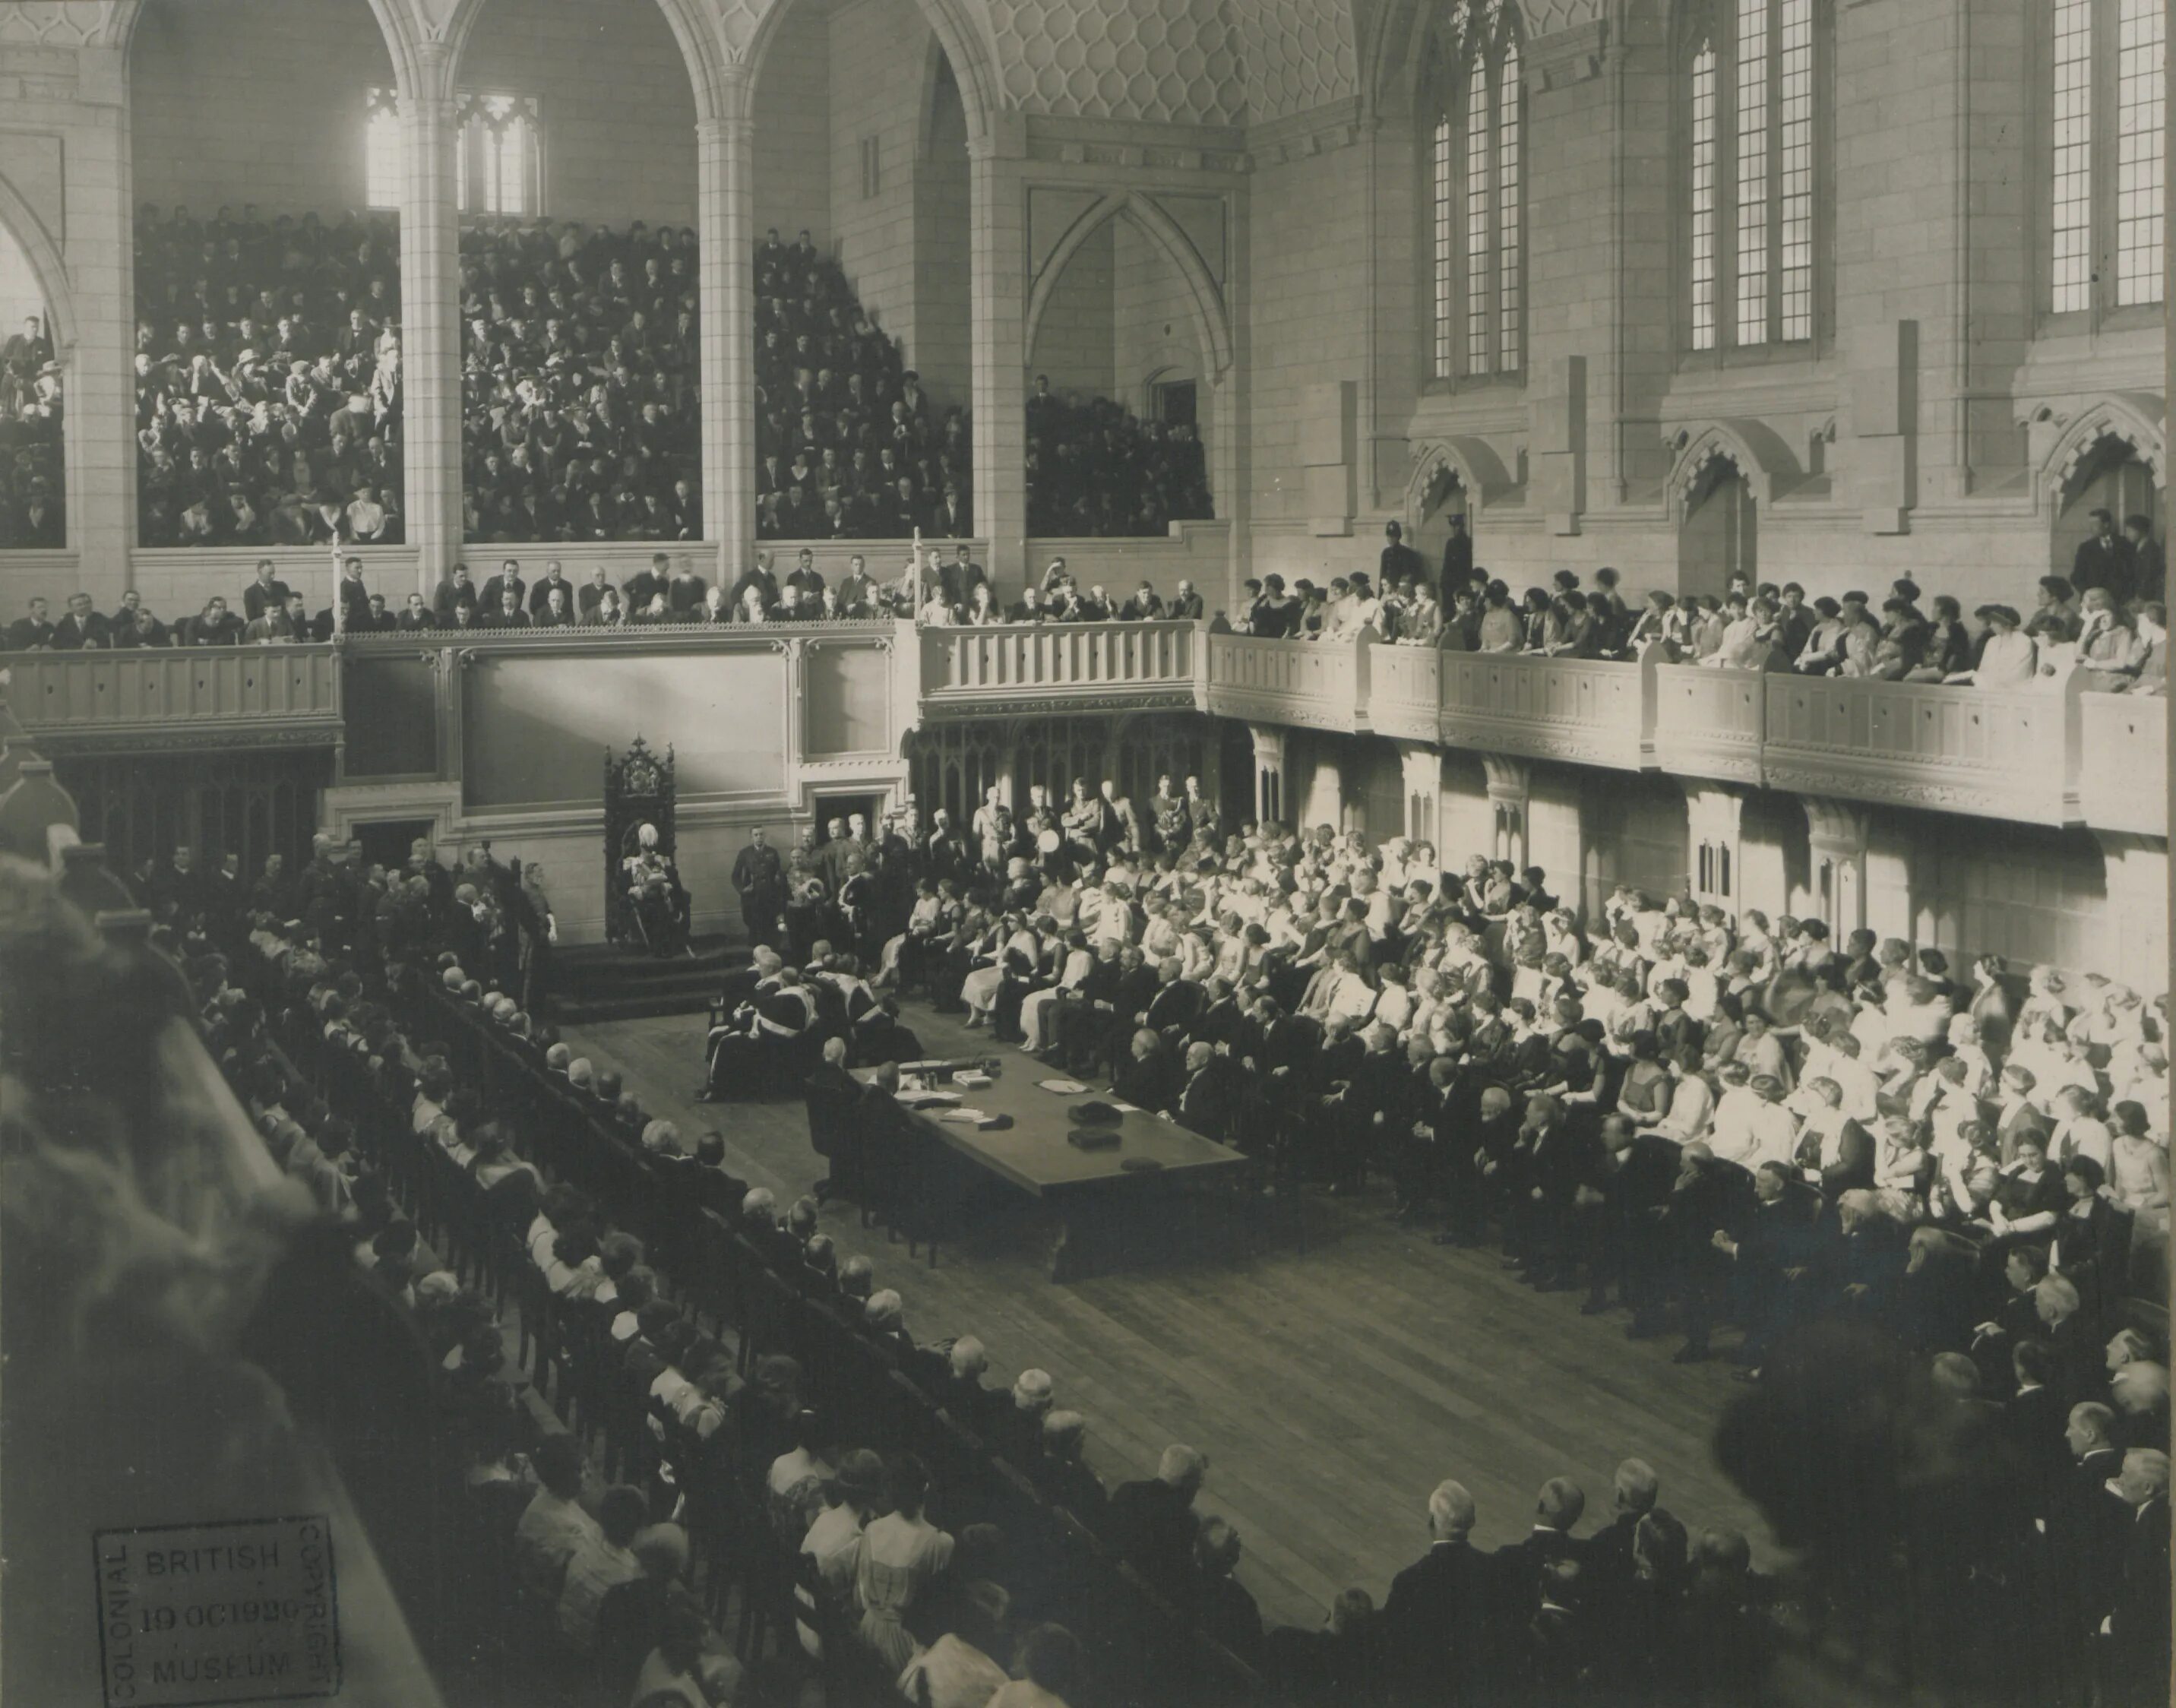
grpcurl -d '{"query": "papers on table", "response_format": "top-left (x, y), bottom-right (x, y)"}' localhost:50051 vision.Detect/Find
top-left (1038, 1079), bottom-right (1090, 1095)
top-left (954, 1071), bottom-right (994, 1089)
top-left (898, 1089), bottom-right (962, 1109)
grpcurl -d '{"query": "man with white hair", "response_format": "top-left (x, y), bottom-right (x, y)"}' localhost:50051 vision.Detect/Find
top-left (1382, 1479), bottom-right (1495, 1694)
top-left (1105, 1444), bottom-right (1208, 1599)
top-left (2099, 1447), bottom-right (2171, 1703)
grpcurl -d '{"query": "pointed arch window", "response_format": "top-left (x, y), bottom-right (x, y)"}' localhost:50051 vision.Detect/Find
top-left (1426, 0), bottom-right (1524, 381)
top-left (457, 92), bottom-right (542, 217)
top-left (1682, 0), bottom-right (1823, 353)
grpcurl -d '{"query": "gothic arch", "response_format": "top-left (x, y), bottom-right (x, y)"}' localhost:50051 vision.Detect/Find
top-left (1024, 189), bottom-right (1233, 382)
top-left (2029, 394), bottom-right (2168, 509)
top-left (111, 0), bottom-right (423, 100)
top-left (1403, 434), bottom-right (1516, 524)
top-left (430, 0), bottom-right (725, 119)
top-left (0, 169), bottom-right (77, 351)
top-left (1666, 417), bottom-right (1799, 517)
top-left (743, 0), bottom-right (998, 144)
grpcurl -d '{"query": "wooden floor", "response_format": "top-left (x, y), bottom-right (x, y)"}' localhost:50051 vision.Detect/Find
top-left (565, 1005), bottom-right (1782, 1632)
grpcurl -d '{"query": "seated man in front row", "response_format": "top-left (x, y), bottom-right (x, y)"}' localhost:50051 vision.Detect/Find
top-left (701, 965), bottom-right (817, 1099)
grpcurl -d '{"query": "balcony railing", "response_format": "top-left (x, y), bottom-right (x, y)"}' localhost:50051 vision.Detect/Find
top-left (0, 628), bottom-right (2162, 840)
top-left (1198, 634), bottom-right (2162, 835)
top-left (2077, 691), bottom-right (2168, 837)
top-left (2, 644), bottom-right (343, 751)
top-left (918, 620), bottom-right (1201, 721)
top-left (1435, 647), bottom-right (1654, 770)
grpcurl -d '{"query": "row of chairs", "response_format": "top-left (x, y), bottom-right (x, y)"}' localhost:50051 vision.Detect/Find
top-left (286, 965), bottom-right (1278, 1706)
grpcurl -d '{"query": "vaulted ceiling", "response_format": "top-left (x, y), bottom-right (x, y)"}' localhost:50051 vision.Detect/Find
top-left (0, 0), bottom-right (1612, 131)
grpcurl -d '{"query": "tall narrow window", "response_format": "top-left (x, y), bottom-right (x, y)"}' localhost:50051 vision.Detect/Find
top-left (1425, 0), bottom-right (1525, 380)
top-left (1683, 0), bottom-right (1825, 353)
top-left (1733, 0), bottom-right (1769, 344)
top-left (2114, 0), bottom-right (2164, 306)
top-left (2051, 0), bottom-right (2094, 311)
top-left (1776, 0), bottom-right (1814, 338)
top-left (1690, 46), bottom-right (1719, 350)
top-left (1498, 40), bottom-right (1522, 371)
top-left (1465, 55), bottom-right (1491, 373)
top-left (364, 88), bottom-right (402, 210)
top-left (1432, 118), bottom-right (1455, 378)
top-left (2051, 0), bottom-right (2166, 314)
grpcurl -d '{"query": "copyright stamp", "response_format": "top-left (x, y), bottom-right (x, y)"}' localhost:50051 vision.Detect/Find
top-left (94, 1516), bottom-right (341, 1707)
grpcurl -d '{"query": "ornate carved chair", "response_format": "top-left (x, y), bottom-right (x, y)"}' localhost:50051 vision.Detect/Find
top-left (603, 737), bottom-right (676, 947)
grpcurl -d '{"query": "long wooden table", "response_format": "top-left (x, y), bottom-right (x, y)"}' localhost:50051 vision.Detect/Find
top-left (864, 1060), bottom-right (1257, 1280)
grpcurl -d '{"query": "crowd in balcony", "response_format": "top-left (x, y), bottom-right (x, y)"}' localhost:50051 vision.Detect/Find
top-left (756, 227), bottom-right (973, 542)
top-left (1, 311), bottom-right (63, 549)
top-left (1026, 375), bottom-right (1212, 539)
top-left (1231, 514), bottom-right (2168, 694)
top-left (460, 218), bottom-right (703, 545)
top-left (131, 204), bottom-right (403, 548)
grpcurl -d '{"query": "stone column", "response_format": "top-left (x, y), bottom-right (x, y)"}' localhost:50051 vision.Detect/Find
top-left (967, 117), bottom-right (1028, 589)
top-left (697, 84), bottom-right (756, 584)
top-left (1248, 725), bottom-right (1290, 828)
top-left (397, 46), bottom-right (463, 595)
top-left (1399, 743), bottom-right (1442, 849)
top-left (65, 49), bottom-right (134, 604)
top-left (2094, 833), bottom-right (2170, 999)
top-left (1481, 754), bottom-right (1531, 869)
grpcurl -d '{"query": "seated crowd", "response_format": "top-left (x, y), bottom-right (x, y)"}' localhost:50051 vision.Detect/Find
top-left (129, 786), bottom-right (2172, 1705)
top-left (133, 203), bottom-right (403, 546)
top-left (1237, 513), bottom-right (2170, 694)
top-left (1, 311), bottom-right (63, 548)
top-left (755, 226), bottom-right (972, 542)
top-left (461, 217), bottom-right (702, 545)
top-left (1026, 376), bottom-right (1211, 539)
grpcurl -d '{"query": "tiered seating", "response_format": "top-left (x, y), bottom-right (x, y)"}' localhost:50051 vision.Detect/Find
top-left (460, 219), bottom-right (702, 544)
top-left (754, 229), bottom-right (972, 540)
top-left (133, 205), bottom-right (403, 546)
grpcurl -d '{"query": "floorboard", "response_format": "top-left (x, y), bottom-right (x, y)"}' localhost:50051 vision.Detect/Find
top-left (563, 1004), bottom-right (1783, 1633)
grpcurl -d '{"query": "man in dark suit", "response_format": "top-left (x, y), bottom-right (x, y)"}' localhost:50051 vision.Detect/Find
top-left (938, 542), bottom-right (984, 610)
top-left (2071, 508), bottom-right (2138, 605)
top-left (51, 591), bottom-right (112, 650)
top-left (1168, 578), bottom-right (1205, 619)
top-left (1580, 1459), bottom-right (1663, 1596)
top-left (1033, 1409), bottom-right (1110, 1526)
top-left (1492, 1477), bottom-right (1586, 1618)
top-left (1175, 1041), bottom-right (1236, 1139)
top-left (2100, 1449), bottom-right (2171, 1706)
top-left (1440, 512), bottom-right (1472, 596)
top-left (732, 827), bottom-right (787, 950)
top-left (622, 552), bottom-right (669, 618)
top-left (1382, 1479), bottom-right (1501, 1700)
top-left (1105, 1444), bottom-right (1208, 1601)
top-left (7, 596), bottom-right (55, 650)
top-left (241, 558), bottom-right (291, 622)
top-left (433, 563), bottom-right (478, 619)
top-left (527, 559), bottom-right (576, 618)
top-left (478, 558), bottom-right (525, 616)
top-left (803, 1036), bottom-right (862, 1204)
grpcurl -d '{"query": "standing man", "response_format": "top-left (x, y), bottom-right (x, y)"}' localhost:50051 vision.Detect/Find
top-left (940, 541), bottom-right (984, 610)
top-left (1441, 512), bottom-right (1472, 598)
top-left (334, 553), bottom-right (372, 631)
top-left (242, 558), bottom-right (292, 622)
top-left (1381, 520), bottom-right (1425, 597)
top-left (2123, 514), bottom-right (2165, 608)
top-left (2072, 508), bottom-right (2137, 606)
top-left (528, 559), bottom-right (576, 618)
top-left (732, 827), bottom-right (787, 950)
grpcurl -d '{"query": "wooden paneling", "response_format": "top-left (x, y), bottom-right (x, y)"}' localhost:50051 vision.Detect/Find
top-left (1204, 633), bottom-right (1366, 732)
top-left (2077, 692), bottom-right (2168, 837)
top-left (343, 654), bottom-right (441, 778)
top-left (1437, 651), bottom-right (1651, 770)
top-left (1653, 665), bottom-right (1766, 784)
top-left (6, 646), bottom-right (342, 748)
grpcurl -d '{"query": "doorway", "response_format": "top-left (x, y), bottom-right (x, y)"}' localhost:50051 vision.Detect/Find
top-left (1678, 455), bottom-right (1757, 599)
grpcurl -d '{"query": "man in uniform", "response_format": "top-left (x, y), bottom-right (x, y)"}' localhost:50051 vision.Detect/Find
top-left (732, 826), bottom-right (787, 950)
top-left (623, 823), bottom-right (691, 957)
